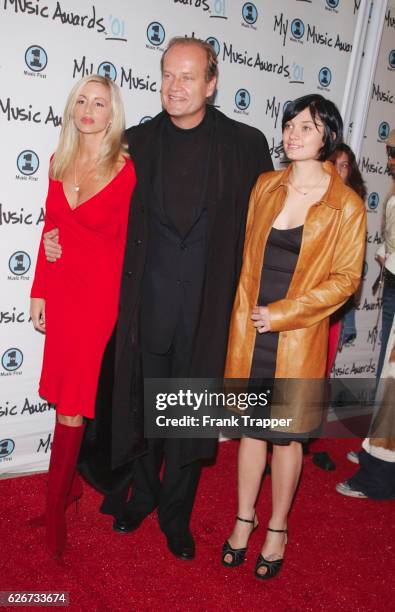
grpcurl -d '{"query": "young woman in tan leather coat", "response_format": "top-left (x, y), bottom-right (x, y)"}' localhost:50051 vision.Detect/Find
top-left (222, 94), bottom-right (366, 579)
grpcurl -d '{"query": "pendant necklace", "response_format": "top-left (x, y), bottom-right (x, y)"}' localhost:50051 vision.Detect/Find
top-left (288, 172), bottom-right (326, 196)
top-left (73, 158), bottom-right (97, 193)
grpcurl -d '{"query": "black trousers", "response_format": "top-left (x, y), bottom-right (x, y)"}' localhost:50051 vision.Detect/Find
top-left (101, 323), bottom-right (202, 535)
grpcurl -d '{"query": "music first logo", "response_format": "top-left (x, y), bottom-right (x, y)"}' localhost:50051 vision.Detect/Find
top-left (234, 89), bottom-right (251, 115)
top-left (290, 19), bottom-right (305, 44)
top-left (367, 192), bottom-right (380, 212)
top-left (24, 45), bottom-right (47, 79)
top-left (97, 62), bottom-right (117, 81)
top-left (242, 2), bottom-right (258, 29)
top-left (318, 67), bottom-right (332, 90)
top-left (0, 439), bottom-right (15, 462)
top-left (16, 150), bottom-right (39, 182)
top-left (206, 36), bottom-right (221, 56)
top-left (378, 121), bottom-right (390, 142)
top-left (1, 348), bottom-right (23, 376)
top-left (8, 251), bottom-right (31, 281)
top-left (325, 0), bottom-right (340, 12)
top-left (146, 21), bottom-right (166, 51)
top-left (388, 50), bottom-right (395, 71)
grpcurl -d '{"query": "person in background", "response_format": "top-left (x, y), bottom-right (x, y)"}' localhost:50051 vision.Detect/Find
top-left (312, 143), bottom-right (367, 471)
top-left (222, 94), bottom-right (366, 579)
top-left (336, 129), bottom-right (395, 499)
top-left (327, 143), bottom-right (367, 376)
top-left (30, 75), bottom-right (135, 558)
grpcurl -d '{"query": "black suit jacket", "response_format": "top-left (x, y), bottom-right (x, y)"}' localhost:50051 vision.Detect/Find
top-left (103, 106), bottom-right (273, 471)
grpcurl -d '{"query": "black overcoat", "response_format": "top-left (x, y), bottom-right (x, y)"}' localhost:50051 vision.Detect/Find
top-left (80, 106), bottom-right (273, 489)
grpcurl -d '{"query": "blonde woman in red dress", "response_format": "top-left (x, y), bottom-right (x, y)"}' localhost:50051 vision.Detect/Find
top-left (30, 75), bottom-right (136, 558)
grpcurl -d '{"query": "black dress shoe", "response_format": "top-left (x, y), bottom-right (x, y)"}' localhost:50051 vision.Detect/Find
top-left (166, 532), bottom-right (195, 560)
top-left (112, 512), bottom-right (146, 534)
top-left (312, 451), bottom-right (336, 471)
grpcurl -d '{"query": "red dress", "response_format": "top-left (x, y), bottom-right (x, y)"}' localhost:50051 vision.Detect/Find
top-left (31, 158), bottom-right (136, 418)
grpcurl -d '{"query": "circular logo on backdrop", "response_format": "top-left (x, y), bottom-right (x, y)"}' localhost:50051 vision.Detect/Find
top-left (326, 0), bottom-right (339, 8)
top-left (1, 348), bottom-right (23, 372)
top-left (235, 89), bottom-right (251, 110)
top-left (147, 22), bottom-right (165, 46)
top-left (9, 251), bottom-right (31, 275)
top-left (318, 67), bottom-right (332, 87)
top-left (283, 100), bottom-right (292, 113)
top-left (206, 37), bottom-right (221, 56)
top-left (367, 192), bottom-right (379, 210)
top-left (97, 62), bottom-right (117, 81)
top-left (17, 150), bottom-right (39, 176)
top-left (363, 261), bottom-right (368, 279)
top-left (139, 116), bottom-right (152, 124)
top-left (242, 3), bottom-right (258, 25)
top-left (0, 439), bottom-right (15, 458)
top-left (25, 45), bottom-right (47, 72)
top-left (291, 19), bottom-right (305, 39)
top-left (378, 121), bottom-right (390, 141)
top-left (388, 50), bottom-right (395, 69)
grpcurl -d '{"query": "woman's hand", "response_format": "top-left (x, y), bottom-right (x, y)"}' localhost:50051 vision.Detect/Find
top-left (30, 298), bottom-right (46, 333)
top-left (251, 306), bottom-right (272, 333)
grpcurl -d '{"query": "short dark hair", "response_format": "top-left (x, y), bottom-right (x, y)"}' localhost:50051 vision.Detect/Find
top-left (282, 94), bottom-right (343, 161)
top-left (160, 37), bottom-right (218, 82)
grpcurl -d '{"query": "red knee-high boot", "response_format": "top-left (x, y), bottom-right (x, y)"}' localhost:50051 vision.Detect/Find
top-left (45, 421), bottom-right (85, 558)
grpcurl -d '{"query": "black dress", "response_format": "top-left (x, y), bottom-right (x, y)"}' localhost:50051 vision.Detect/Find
top-left (250, 225), bottom-right (303, 379)
top-left (248, 225), bottom-right (306, 444)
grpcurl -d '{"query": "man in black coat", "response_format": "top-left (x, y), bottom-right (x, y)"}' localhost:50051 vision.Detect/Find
top-left (45, 37), bottom-right (273, 560)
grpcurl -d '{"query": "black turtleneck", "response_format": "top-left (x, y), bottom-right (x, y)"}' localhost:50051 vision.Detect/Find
top-left (162, 109), bottom-right (213, 237)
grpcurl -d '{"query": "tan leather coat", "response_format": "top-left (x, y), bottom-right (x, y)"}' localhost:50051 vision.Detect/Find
top-left (225, 161), bottom-right (367, 381)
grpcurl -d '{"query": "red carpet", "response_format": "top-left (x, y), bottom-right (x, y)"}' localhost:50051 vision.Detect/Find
top-left (1, 438), bottom-right (394, 612)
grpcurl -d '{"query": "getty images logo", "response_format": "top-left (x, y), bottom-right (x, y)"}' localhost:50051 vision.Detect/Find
top-left (17, 150), bottom-right (39, 176)
top-left (1, 348), bottom-right (23, 372)
top-left (146, 21), bottom-right (166, 47)
top-left (206, 36), bottom-right (221, 56)
top-left (9, 251), bottom-right (31, 276)
top-left (97, 62), bottom-right (117, 81)
top-left (25, 45), bottom-right (48, 72)
top-left (235, 89), bottom-right (251, 111)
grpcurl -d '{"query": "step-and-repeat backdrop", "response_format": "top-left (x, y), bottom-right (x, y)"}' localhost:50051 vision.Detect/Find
top-left (0, 0), bottom-right (392, 474)
top-left (333, 1), bottom-right (395, 377)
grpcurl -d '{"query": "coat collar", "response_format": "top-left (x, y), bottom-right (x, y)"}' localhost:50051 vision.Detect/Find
top-left (267, 160), bottom-right (343, 210)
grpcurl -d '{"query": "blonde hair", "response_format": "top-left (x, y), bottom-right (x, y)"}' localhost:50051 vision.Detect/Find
top-left (51, 75), bottom-right (128, 180)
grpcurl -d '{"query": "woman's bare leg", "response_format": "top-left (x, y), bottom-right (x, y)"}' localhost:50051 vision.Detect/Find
top-left (223, 437), bottom-right (267, 563)
top-left (256, 441), bottom-right (303, 576)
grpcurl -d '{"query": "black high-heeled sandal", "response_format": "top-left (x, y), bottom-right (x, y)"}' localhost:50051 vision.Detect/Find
top-left (254, 527), bottom-right (288, 580)
top-left (221, 514), bottom-right (258, 567)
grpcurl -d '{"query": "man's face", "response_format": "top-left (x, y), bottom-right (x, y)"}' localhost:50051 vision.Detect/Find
top-left (161, 43), bottom-right (216, 129)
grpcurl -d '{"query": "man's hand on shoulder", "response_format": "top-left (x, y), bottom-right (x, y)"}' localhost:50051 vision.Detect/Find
top-left (44, 228), bottom-right (62, 262)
